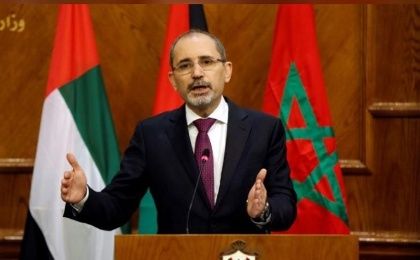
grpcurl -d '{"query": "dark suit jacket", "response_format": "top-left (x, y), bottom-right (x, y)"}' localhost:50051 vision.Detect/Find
top-left (64, 98), bottom-right (296, 234)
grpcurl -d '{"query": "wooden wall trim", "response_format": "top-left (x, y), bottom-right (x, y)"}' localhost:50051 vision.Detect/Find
top-left (355, 231), bottom-right (420, 257)
top-left (340, 159), bottom-right (370, 175)
top-left (0, 158), bottom-right (33, 173)
top-left (0, 229), bottom-right (23, 259)
top-left (354, 231), bottom-right (420, 244)
top-left (368, 102), bottom-right (420, 117)
top-left (0, 157), bottom-right (370, 176)
top-left (0, 229), bottom-right (22, 241)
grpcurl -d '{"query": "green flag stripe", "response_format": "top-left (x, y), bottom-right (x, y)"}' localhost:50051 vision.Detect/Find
top-left (281, 64), bottom-right (318, 127)
top-left (59, 66), bottom-right (120, 184)
top-left (286, 127), bottom-right (334, 140)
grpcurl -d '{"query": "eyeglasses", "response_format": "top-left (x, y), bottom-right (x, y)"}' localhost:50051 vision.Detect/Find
top-left (172, 56), bottom-right (226, 75)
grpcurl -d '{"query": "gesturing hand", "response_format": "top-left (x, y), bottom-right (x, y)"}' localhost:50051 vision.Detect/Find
top-left (247, 168), bottom-right (267, 219)
top-left (60, 153), bottom-right (87, 204)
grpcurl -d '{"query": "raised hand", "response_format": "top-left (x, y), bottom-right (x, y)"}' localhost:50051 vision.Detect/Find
top-left (60, 153), bottom-right (87, 204)
top-left (247, 168), bottom-right (267, 218)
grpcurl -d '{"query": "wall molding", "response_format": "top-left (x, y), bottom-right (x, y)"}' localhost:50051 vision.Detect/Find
top-left (0, 158), bottom-right (33, 173)
top-left (0, 157), bottom-right (370, 176)
top-left (368, 102), bottom-right (420, 117)
top-left (354, 231), bottom-right (420, 257)
top-left (340, 159), bottom-right (370, 175)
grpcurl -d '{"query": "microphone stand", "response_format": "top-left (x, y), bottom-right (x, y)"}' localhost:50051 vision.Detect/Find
top-left (186, 149), bottom-right (209, 234)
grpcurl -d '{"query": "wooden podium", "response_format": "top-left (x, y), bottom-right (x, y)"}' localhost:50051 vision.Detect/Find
top-left (115, 234), bottom-right (358, 259)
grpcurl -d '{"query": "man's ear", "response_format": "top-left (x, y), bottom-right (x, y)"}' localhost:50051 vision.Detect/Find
top-left (224, 62), bottom-right (233, 83)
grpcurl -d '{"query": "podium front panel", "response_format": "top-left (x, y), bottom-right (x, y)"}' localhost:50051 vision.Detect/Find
top-left (115, 234), bottom-right (358, 260)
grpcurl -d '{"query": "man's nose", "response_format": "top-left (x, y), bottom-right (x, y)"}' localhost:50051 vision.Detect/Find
top-left (191, 62), bottom-right (204, 78)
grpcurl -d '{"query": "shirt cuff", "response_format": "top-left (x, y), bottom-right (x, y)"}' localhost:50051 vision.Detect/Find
top-left (70, 186), bottom-right (89, 213)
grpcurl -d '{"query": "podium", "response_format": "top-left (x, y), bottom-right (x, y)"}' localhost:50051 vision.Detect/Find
top-left (115, 234), bottom-right (358, 259)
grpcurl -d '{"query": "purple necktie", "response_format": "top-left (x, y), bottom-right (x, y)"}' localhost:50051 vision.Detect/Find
top-left (194, 118), bottom-right (216, 208)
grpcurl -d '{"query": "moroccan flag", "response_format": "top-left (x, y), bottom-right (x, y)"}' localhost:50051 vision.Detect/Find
top-left (139, 4), bottom-right (208, 234)
top-left (263, 4), bottom-right (349, 233)
top-left (21, 4), bottom-right (121, 259)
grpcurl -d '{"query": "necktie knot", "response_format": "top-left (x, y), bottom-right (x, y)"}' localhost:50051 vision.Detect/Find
top-left (194, 118), bottom-right (216, 133)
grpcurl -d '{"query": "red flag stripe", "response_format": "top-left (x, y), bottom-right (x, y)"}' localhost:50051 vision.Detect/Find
top-left (152, 5), bottom-right (189, 115)
top-left (45, 4), bottom-right (99, 97)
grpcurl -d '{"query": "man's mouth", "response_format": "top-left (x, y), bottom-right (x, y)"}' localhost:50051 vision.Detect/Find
top-left (189, 81), bottom-right (211, 94)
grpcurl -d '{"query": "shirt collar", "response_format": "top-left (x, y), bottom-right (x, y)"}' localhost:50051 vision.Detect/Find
top-left (186, 96), bottom-right (228, 126)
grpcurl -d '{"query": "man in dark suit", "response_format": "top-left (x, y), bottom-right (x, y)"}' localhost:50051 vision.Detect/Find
top-left (61, 30), bottom-right (296, 234)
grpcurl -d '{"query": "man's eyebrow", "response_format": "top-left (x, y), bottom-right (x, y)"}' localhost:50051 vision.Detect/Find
top-left (198, 55), bottom-right (214, 59)
top-left (176, 58), bottom-right (192, 64)
top-left (176, 55), bottom-right (214, 64)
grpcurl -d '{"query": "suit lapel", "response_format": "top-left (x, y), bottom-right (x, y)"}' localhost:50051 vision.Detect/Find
top-left (166, 106), bottom-right (198, 185)
top-left (215, 100), bottom-right (251, 209)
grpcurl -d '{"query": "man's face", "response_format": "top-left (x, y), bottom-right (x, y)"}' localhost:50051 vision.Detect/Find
top-left (169, 33), bottom-right (232, 115)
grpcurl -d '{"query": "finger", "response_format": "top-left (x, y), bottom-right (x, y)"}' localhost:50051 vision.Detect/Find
top-left (258, 180), bottom-right (266, 194)
top-left (66, 153), bottom-right (81, 171)
top-left (255, 179), bottom-right (262, 190)
top-left (61, 180), bottom-right (68, 188)
top-left (62, 193), bottom-right (70, 202)
top-left (63, 171), bottom-right (72, 179)
top-left (260, 190), bottom-right (267, 204)
top-left (259, 191), bottom-right (267, 209)
top-left (61, 177), bottom-right (71, 188)
top-left (256, 168), bottom-right (267, 182)
top-left (254, 188), bottom-right (261, 198)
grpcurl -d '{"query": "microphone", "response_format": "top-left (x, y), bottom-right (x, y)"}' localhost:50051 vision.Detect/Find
top-left (200, 149), bottom-right (210, 164)
top-left (186, 148), bottom-right (210, 234)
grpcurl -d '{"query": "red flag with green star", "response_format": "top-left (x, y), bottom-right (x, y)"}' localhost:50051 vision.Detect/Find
top-left (263, 4), bottom-right (349, 233)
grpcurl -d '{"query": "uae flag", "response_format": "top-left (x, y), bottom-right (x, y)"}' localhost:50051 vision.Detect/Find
top-left (21, 4), bottom-right (121, 259)
top-left (263, 5), bottom-right (350, 233)
top-left (138, 4), bottom-right (208, 234)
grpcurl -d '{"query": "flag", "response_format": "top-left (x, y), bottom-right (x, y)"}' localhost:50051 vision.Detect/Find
top-left (262, 4), bottom-right (349, 233)
top-left (21, 4), bottom-right (121, 259)
top-left (139, 4), bottom-right (208, 234)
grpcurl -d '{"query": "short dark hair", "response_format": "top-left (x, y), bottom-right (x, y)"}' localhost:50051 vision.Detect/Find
top-left (169, 29), bottom-right (227, 68)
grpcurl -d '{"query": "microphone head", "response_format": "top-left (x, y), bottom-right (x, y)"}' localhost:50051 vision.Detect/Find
top-left (201, 149), bottom-right (210, 163)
